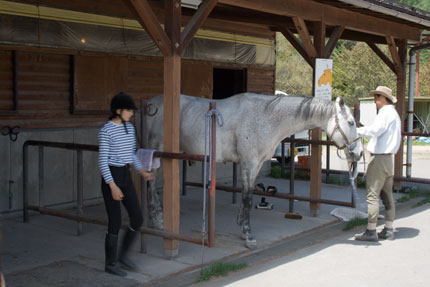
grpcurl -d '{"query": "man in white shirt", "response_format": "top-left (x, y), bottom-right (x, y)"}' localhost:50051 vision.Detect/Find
top-left (354, 86), bottom-right (401, 242)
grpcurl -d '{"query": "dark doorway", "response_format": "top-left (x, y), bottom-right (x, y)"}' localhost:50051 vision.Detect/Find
top-left (213, 68), bottom-right (247, 99)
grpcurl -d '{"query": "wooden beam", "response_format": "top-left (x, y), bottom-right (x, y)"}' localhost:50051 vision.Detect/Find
top-left (163, 0), bottom-right (181, 257)
top-left (125, 0), bottom-right (172, 56)
top-left (313, 21), bottom-right (325, 57)
top-left (386, 36), bottom-right (403, 76)
top-left (366, 42), bottom-right (396, 74)
top-left (292, 16), bottom-right (318, 61)
top-left (277, 25), bottom-right (313, 67)
top-left (325, 25), bottom-right (344, 58)
top-left (180, 0), bottom-right (218, 53)
top-left (219, 0), bottom-right (422, 41)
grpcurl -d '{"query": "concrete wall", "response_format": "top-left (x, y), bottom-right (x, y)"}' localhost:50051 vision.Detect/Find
top-left (0, 127), bottom-right (271, 215)
top-left (0, 127), bottom-right (101, 216)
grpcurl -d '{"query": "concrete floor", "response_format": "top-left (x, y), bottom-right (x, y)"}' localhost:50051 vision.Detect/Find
top-left (0, 175), bottom-right (402, 286)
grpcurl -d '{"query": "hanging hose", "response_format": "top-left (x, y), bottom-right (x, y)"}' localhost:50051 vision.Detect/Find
top-left (200, 105), bottom-right (224, 271)
top-left (350, 138), bottom-right (366, 208)
top-left (349, 161), bottom-right (359, 207)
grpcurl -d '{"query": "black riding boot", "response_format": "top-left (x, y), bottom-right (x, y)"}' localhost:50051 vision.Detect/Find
top-left (119, 227), bottom-right (138, 271)
top-left (105, 233), bottom-right (127, 277)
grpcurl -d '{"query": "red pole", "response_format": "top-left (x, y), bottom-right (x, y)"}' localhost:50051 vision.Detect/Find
top-left (208, 102), bottom-right (217, 247)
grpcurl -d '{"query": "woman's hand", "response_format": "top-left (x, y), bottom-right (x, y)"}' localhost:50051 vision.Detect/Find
top-left (109, 182), bottom-right (124, 201)
top-left (1, 272), bottom-right (5, 287)
top-left (140, 169), bottom-right (155, 181)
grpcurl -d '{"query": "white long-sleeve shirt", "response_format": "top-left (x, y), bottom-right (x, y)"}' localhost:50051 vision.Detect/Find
top-left (357, 104), bottom-right (401, 154)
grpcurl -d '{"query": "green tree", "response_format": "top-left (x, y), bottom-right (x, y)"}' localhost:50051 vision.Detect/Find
top-left (332, 42), bottom-right (396, 105)
top-left (396, 0), bottom-right (430, 11)
top-left (275, 33), bottom-right (312, 95)
top-left (419, 60), bottom-right (430, 96)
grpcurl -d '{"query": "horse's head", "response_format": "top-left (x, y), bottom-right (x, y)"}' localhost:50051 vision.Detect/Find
top-left (327, 97), bottom-right (363, 162)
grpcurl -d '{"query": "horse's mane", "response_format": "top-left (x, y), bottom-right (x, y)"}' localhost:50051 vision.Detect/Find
top-left (295, 96), bottom-right (335, 121)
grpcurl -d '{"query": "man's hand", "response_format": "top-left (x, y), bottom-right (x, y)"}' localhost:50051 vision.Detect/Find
top-left (356, 127), bottom-right (364, 137)
top-left (140, 169), bottom-right (155, 181)
top-left (109, 182), bottom-right (124, 201)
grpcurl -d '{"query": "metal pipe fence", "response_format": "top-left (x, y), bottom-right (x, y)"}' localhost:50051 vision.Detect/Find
top-left (22, 103), bottom-right (218, 249)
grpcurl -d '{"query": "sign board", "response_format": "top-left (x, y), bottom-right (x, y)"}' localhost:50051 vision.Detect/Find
top-left (314, 58), bottom-right (333, 100)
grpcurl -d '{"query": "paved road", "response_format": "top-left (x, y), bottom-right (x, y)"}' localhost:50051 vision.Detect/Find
top-left (193, 203), bottom-right (430, 287)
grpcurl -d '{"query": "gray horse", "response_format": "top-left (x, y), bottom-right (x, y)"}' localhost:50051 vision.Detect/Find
top-left (145, 93), bottom-right (363, 249)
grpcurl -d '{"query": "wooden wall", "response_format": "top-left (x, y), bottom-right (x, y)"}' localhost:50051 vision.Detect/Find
top-left (0, 47), bottom-right (275, 130)
top-left (0, 50), bottom-right (14, 111)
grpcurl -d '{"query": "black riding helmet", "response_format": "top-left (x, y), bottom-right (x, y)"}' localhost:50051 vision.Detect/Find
top-left (110, 92), bottom-right (137, 113)
top-left (110, 92), bottom-right (137, 134)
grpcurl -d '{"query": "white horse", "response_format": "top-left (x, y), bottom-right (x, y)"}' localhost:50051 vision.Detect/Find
top-left (145, 93), bottom-right (363, 249)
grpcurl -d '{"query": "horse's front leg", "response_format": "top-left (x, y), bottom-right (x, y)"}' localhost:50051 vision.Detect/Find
top-left (147, 167), bottom-right (164, 230)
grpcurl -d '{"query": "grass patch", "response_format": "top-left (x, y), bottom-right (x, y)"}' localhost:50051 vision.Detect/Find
top-left (397, 195), bottom-right (410, 203)
top-left (396, 188), bottom-right (430, 205)
top-left (196, 262), bottom-right (247, 283)
top-left (413, 197), bottom-right (430, 208)
top-left (270, 166), bottom-right (310, 180)
top-left (270, 165), bottom-right (282, 178)
top-left (412, 189), bottom-right (430, 208)
top-left (343, 217), bottom-right (368, 231)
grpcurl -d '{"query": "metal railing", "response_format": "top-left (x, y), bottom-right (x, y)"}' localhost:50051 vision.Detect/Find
top-left (22, 103), bottom-right (218, 249)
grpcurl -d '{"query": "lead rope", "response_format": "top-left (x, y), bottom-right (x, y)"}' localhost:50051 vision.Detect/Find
top-left (360, 138), bottom-right (367, 182)
top-left (201, 106), bottom-right (223, 273)
top-left (349, 138), bottom-right (367, 208)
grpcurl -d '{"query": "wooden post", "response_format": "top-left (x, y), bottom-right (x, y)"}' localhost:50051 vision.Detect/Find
top-left (309, 21), bottom-right (325, 216)
top-left (368, 38), bottom-right (408, 190)
top-left (394, 39), bottom-right (407, 190)
top-left (140, 100), bottom-right (149, 254)
top-left (163, 0), bottom-right (181, 258)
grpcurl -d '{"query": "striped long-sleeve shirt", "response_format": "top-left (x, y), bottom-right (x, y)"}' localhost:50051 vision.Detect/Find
top-left (98, 121), bottom-right (143, 184)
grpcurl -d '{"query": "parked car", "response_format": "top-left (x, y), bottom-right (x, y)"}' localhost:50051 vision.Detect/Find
top-left (273, 130), bottom-right (309, 163)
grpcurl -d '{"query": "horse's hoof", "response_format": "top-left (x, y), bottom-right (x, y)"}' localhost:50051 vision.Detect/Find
top-left (149, 219), bottom-right (164, 230)
top-left (245, 238), bottom-right (257, 250)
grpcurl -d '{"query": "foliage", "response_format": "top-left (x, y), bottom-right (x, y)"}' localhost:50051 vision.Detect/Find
top-left (275, 0), bottom-right (430, 100)
top-left (343, 217), bottom-right (368, 231)
top-left (276, 34), bottom-right (313, 95)
top-left (270, 165), bottom-right (282, 178)
top-left (196, 262), bottom-right (247, 282)
top-left (332, 42), bottom-right (397, 106)
top-left (270, 166), bottom-right (310, 180)
top-left (419, 59), bottom-right (430, 96)
top-left (396, 0), bottom-right (430, 11)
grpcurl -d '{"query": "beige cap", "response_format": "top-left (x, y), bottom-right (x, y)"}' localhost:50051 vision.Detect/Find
top-left (369, 86), bottom-right (397, 103)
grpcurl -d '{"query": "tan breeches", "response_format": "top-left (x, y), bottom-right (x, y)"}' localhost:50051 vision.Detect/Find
top-left (366, 154), bottom-right (396, 225)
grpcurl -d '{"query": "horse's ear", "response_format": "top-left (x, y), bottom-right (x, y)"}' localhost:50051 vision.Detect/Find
top-left (336, 96), bottom-right (345, 107)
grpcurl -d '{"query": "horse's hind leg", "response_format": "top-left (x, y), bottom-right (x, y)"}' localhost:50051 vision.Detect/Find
top-left (238, 186), bottom-right (257, 250)
top-left (147, 168), bottom-right (164, 230)
top-left (237, 163), bottom-right (263, 250)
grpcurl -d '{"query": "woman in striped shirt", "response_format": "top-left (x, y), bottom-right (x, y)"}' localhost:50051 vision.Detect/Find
top-left (98, 92), bottom-right (153, 277)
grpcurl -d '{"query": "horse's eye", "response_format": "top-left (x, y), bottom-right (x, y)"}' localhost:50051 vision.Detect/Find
top-left (348, 120), bottom-right (354, 126)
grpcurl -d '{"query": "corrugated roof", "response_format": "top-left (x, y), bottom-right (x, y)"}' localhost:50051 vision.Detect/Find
top-left (316, 0), bottom-right (430, 29)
